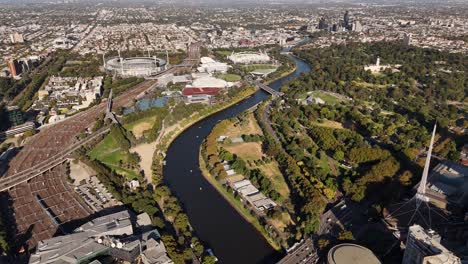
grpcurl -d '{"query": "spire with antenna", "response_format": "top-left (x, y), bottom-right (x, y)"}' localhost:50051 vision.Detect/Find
top-left (383, 123), bottom-right (446, 230)
top-left (416, 124), bottom-right (437, 202)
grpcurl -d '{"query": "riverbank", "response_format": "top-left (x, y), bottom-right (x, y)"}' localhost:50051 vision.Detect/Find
top-left (158, 51), bottom-right (296, 153)
top-left (265, 61), bottom-right (297, 86)
top-left (161, 53), bottom-right (311, 263)
top-left (157, 86), bottom-right (258, 152)
top-left (198, 148), bottom-right (281, 251)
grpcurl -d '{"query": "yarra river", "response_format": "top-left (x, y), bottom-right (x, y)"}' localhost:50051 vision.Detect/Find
top-left (163, 55), bottom-right (311, 264)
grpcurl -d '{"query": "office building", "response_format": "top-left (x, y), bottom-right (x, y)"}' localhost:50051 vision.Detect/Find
top-left (352, 21), bottom-right (363, 32)
top-left (403, 33), bottom-right (412, 46)
top-left (7, 59), bottom-right (22, 78)
top-left (402, 225), bottom-right (460, 264)
top-left (343, 11), bottom-right (350, 29)
top-left (318, 17), bottom-right (328, 30)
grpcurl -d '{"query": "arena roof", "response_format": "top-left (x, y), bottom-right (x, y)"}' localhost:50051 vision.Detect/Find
top-left (328, 243), bottom-right (381, 264)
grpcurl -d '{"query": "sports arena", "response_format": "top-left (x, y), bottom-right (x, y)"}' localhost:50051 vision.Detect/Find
top-left (105, 56), bottom-right (167, 77)
top-left (227, 51), bottom-right (270, 64)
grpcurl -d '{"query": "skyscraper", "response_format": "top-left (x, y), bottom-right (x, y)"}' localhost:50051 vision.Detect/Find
top-left (352, 21), bottom-right (363, 32)
top-left (318, 17), bottom-right (328, 30)
top-left (343, 11), bottom-right (350, 29)
top-left (402, 225), bottom-right (461, 264)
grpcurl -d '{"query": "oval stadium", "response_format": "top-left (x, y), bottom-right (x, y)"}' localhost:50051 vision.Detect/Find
top-left (105, 56), bottom-right (167, 77)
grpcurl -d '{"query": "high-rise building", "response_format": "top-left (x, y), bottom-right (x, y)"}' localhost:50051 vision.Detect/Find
top-left (9, 32), bottom-right (24, 44)
top-left (403, 33), bottom-right (412, 46)
top-left (352, 21), bottom-right (363, 32)
top-left (7, 59), bottom-right (22, 78)
top-left (402, 225), bottom-right (461, 264)
top-left (318, 17), bottom-right (328, 30)
top-left (343, 11), bottom-right (350, 28)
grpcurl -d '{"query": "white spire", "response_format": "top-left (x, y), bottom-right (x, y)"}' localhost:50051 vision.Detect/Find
top-left (416, 124), bottom-right (437, 200)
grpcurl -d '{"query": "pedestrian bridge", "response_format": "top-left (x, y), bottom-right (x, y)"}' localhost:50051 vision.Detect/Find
top-left (256, 81), bottom-right (284, 97)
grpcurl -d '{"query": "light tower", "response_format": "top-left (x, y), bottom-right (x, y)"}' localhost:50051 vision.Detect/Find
top-left (118, 50), bottom-right (124, 75)
top-left (166, 50), bottom-right (169, 67)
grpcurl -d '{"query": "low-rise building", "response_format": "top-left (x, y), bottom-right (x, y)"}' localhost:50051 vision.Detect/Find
top-left (182, 87), bottom-right (221, 104)
top-left (29, 211), bottom-right (173, 264)
top-left (197, 57), bottom-right (230, 73)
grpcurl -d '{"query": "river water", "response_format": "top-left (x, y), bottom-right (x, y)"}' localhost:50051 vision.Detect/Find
top-left (163, 56), bottom-right (311, 264)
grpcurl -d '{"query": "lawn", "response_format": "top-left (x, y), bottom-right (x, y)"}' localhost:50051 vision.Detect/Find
top-left (224, 142), bottom-right (264, 161)
top-left (257, 161), bottom-right (290, 198)
top-left (311, 120), bottom-right (344, 129)
top-left (309, 90), bottom-right (344, 104)
top-left (215, 73), bottom-right (242, 82)
top-left (223, 113), bottom-right (263, 138)
top-left (352, 81), bottom-right (389, 89)
top-left (215, 50), bottom-right (234, 57)
top-left (123, 116), bottom-right (157, 139)
top-left (89, 132), bottom-right (141, 180)
top-left (241, 64), bottom-right (277, 72)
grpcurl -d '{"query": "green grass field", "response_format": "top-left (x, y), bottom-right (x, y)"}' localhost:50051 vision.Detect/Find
top-left (215, 50), bottom-right (233, 57)
top-left (241, 64), bottom-right (277, 72)
top-left (309, 91), bottom-right (344, 104)
top-left (89, 132), bottom-right (141, 180)
top-left (215, 73), bottom-right (242, 82)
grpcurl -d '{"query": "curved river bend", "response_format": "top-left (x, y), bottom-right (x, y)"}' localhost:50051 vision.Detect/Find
top-left (163, 56), bottom-right (311, 264)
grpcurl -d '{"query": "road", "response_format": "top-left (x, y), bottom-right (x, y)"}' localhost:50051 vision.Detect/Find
top-left (276, 239), bottom-right (318, 264)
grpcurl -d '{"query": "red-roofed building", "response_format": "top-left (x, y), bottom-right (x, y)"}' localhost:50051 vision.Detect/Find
top-left (182, 87), bottom-right (222, 104)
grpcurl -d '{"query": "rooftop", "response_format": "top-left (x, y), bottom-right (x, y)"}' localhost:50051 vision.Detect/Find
top-left (327, 243), bottom-right (381, 264)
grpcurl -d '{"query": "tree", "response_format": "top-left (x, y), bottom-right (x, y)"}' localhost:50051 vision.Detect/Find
top-left (333, 150), bottom-right (345, 161)
top-left (338, 230), bottom-right (354, 241)
top-left (317, 238), bottom-right (330, 250)
top-left (202, 255), bottom-right (218, 264)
